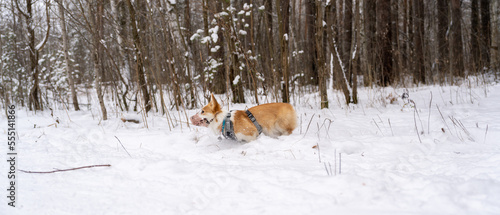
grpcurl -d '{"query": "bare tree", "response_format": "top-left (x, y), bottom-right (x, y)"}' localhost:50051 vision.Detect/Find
top-left (480, 0), bottom-right (491, 68)
top-left (278, 0), bottom-right (290, 103)
top-left (15, 0), bottom-right (51, 111)
top-left (471, 0), bottom-right (480, 73)
top-left (377, 0), bottom-right (393, 86)
top-left (437, 0), bottom-right (449, 82)
top-left (412, 0), bottom-right (425, 84)
top-left (86, 0), bottom-right (108, 120)
top-left (450, 0), bottom-right (464, 77)
top-left (126, 0), bottom-right (151, 112)
top-left (364, 0), bottom-right (376, 86)
top-left (315, 0), bottom-right (327, 108)
top-left (56, 0), bottom-right (79, 111)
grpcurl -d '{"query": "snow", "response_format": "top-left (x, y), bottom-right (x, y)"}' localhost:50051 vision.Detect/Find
top-left (258, 6), bottom-right (265, 11)
top-left (1, 81), bottom-right (500, 214)
top-left (216, 12), bottom-right (229, 17)
top-left (209, 26), bottom-right (219, 43)
top-left (210, 45), bottom-right (220, 53)
top-left (332, 37), bottom-right (352, 101)
top-left (200, 36), bottom-right (211, 44)
top-left (190, 33), bottom-right (201, 41)
top-left (239, 30), bottom-right (247, 36)
top-left (233, 75), bottom-right (240, 85)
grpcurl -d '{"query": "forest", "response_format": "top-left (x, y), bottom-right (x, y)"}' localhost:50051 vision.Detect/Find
top-left (0, 0), bottom-right (499, 118)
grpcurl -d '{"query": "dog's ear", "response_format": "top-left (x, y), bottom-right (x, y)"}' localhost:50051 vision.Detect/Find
top-left (210, 93), bottom-right (220, 110)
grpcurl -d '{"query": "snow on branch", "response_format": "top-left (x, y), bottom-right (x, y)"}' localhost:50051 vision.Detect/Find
top-left (332, 37), bottom-right (353, 101)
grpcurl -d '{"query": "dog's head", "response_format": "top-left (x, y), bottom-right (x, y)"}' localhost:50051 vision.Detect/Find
top-left (190, 93), bottom-right (222, 127)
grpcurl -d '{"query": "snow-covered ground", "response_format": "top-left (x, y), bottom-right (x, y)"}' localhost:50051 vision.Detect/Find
top-left (2, 81), bottom-right (500, 214)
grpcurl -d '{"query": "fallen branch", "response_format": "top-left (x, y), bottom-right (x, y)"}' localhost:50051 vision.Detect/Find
top-left (20, 164), bottom-right (111, 174)
top-left (115, 136), bottom-right (132, 157)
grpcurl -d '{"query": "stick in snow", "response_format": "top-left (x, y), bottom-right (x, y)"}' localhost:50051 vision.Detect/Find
top-left (484, 125), bottom-right (488, 144)
top-left (115, 136), bottom-right (132, 157)
top-left (20, 164), bottom-right (111, 174)
top-left (339, 153), bottom-right (342, 175)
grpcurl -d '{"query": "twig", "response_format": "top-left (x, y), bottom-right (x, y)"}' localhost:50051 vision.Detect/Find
top-left (115, 136), bottom-right (132, 157)
top-left (339, 153), bottom-right (342, 175)
top-left (20, 164), bottom-right (111, 174)
top-left (411, 101), bottom-right (422, 143)
top-left (484, 125), bottom-right (488, 144)
top-left (412, 100), bottom-right (425, 134)
top-left (328, 162), bottom-right (332, 176)
top-left (324, 162), bottom-right (330, 176)
top-left (388, 118), bottom-right (394, 136)
top-left (316, 123), bottom-right (322, 163)
top-left (428, 91), bottom-right (432, 134)
top-left (334, 149), bottom-right (337, 176)
top-left (303, 113), bottom-right (315, 137)
top-left (373, 118), bottom-right (384, 136)
top-left (436, 104), bottom-right (451, 134)
top-left (318, 118), bottom-right (334, 139)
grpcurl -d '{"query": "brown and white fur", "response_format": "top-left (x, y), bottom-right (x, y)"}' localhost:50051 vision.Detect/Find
top-left (190, 94), bottom-right (297, 142)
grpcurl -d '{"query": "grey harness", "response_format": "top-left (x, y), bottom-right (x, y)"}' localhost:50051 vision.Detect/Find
top-left (221, 110), bottom-right (262, 140)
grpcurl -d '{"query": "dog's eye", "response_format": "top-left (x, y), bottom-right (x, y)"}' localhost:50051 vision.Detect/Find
top-left (201, 110), bottom-right (205, 114)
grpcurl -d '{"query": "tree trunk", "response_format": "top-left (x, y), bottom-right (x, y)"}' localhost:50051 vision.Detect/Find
top-left (437, 0), bottom-right (449, 83)
top-left (224, 1), bottom-right (245, 103)
top-left (377, 0), bottom-right (393, 86)
top-left (480, 0), bottom-right (491, 68)
top-left (278, 0), bottom-right (290, 103)
top-left (412, 0), bottom-right (425, 84)
top-left (364, 0), bottom-right (376, 87)
top-left (88, 0), bottom-right (107, 120)
top-left (57, 0), bottom-right (80, 111)
top-left (342, 0), bottom-right (352, 72)
top-left (16, 0), bottom-right (49, 111)
top-left (264, 0), bottom-right (278, 99)
top-left (450, 0), bottom-right (464, 77)
top-left (212, 1), bottom-right (226, 94)
top-left (471, 0), bottom-right (480, 74)
top-left (391, 0), bottom-right (401, 84)
top-left (305, 0), bottom-right (317, 85)
top-left (126, 0), bottom-right (151, 112)
top-left (316, 0), bottom-right (327, 108)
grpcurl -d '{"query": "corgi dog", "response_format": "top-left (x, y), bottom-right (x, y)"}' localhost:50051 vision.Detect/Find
top-left (190, 94), bottom-right (297, 142)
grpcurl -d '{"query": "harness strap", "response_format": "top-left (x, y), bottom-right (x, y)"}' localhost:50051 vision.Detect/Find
top-left (221, 110), bottom-right (263, 140)
top-left (222, 111), bottom-right (236, 140)
top-left (245, 110), bottom-right (263, 135)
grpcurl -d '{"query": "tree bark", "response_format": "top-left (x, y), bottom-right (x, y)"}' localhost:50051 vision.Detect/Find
top-left (88, 0), bottom-right (107, 120)
top-left (377, 0), bottom-right (393, 86)
top-left (364, 0), bottom-right (376, 86)
top-left (278, 0), bottom-right (290, 103)
top-left (16, 0), bottom-right (50, 111)
top-left (437, 0), bottom-right (449, 82)
top-left (412, 0), bottom-right (425, 84)
top-left (305, 0), bottom-right (317, 85)
top-left (212, 1), bottom-right (226, 94)
top-left (57, 0), bottom-right (80, 111)
top-left (126, 0), bottom-right (151, 112)
top-left (480, 0), bottom-right (491, 68)
top-left (450, 0), bottom-right (464, 77)
top-left (471, 0), bottom-right (480, 73)
top-left (315, 0), bottom-right (327, 108)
